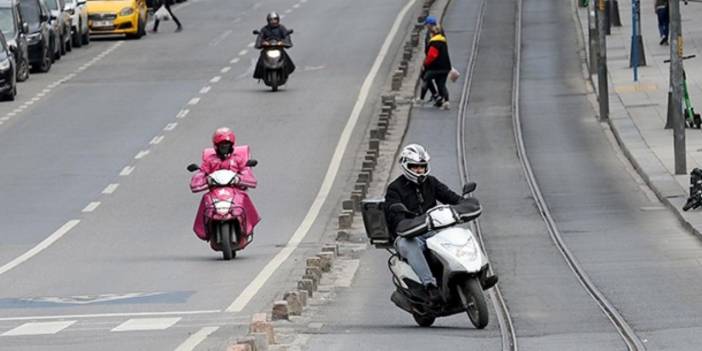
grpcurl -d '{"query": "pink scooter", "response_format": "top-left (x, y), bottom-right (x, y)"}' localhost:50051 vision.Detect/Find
top-left (187, 146), bottom-right (260, 260)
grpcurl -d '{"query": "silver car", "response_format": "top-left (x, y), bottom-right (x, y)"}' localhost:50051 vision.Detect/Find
top-left (63, 0), bottom-right (87, 47)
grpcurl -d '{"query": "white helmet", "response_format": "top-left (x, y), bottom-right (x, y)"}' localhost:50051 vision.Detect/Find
top-left (399, 144), bottom-right (431, 183)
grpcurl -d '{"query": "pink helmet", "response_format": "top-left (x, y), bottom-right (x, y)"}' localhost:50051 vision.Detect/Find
top-left (212, 127), bottom-right (236, 146)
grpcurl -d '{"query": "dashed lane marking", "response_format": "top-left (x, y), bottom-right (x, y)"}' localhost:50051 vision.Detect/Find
top-left (188, 97), bottom-right (200, 105)
top-left (174, 326), bottom-right (220, 351)
top-left (120, 166), bottom-right (135, 176)
top-left (111, 317), bottom-right (181, 332)
top-left (200, 86), bottom-right (211, 94)
top-left (210, 76), bottom-right (221, 83)
top-left (2, 321), bottom-right (76, 336)
top-left (230, 58), bottom-right (240, 64)
top-left (102, 184), bottom-right (120, 194)
top-left (220, 66), bottom-right (231, 73)
top-left (134, 150), bottom-right (150, 159)
top-left (164, 122), bottom-right (178, 131)
top-left (150, 136), bottom-right (165, 145)
top-left (238, 49), bottom-right (248, 56)
top-left (82, 202), bottom-right (101, 213)
top-left (176, 110), bottom-right (190, 119)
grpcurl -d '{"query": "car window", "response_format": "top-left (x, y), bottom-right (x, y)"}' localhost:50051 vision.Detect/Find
top-left (19, 0), bottom-right (40, 24)
top-left (0, 8), bottom-right (16, 37)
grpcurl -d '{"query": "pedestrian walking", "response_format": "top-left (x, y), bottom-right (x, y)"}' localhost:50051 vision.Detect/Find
top-left (423, 25), bottom-right (451, 110)
top-left (152, 0), bottom-right (182, 33)
top-left (655, 0), bottom-right (669, 45)
top-left (416, 15), bottom-right (440, 106)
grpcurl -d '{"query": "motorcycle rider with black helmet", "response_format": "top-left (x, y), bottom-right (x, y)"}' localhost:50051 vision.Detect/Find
top-left (253, 12), bottom-right (296, 80)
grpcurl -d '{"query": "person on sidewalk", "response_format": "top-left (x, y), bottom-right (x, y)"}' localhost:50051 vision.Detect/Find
top-left (152, 0), bottom-right (182, 33)
top-left (423, 25), bottom-right (451, 110)
top-left (655, 0), bottom-right (669, 45)
top-left (416, 15), bottom-right (439, 107)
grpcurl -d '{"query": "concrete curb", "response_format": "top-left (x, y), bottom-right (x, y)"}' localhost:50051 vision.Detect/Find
top-left (570, 3), bottom-right (702, 238)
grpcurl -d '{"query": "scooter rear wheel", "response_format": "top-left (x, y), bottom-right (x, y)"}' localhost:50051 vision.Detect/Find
top-left (458, 278), bottom-right (489, 329)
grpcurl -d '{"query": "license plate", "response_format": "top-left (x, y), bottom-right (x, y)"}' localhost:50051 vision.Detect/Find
top-left (93, 20), bottom-right (112, 28)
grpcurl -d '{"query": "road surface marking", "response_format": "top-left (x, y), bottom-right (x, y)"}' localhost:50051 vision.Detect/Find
top-left (82, 202), bottom-right (101, 213)
top-left (293, 3), bottom-right (300, 8)
top-left (112, 317), bottom-right (181, 332)
top-left (177, 109), bottom-right (190, 119)
top-left (120, 166), bottom-right (135, 176)
top-left (285, 8), bottom-right (292, 13)
top-left (134, 150), bottom-right (150, 159)
top-left (0, 220), bottom-right (80, 276)
top-left (220, 66), bottom-right (231, 73)
top-left (238, 49), bottom-right (248, 56)
top-left (165, 122), bottom-right (178, 131)
top-left (150, 136), bottom-right (165, 145)
top-left (0, 310), bottom-right (223, 322)
top-left (188, 97), bottom-right (200, 105)
top-left (174, 326), bottom-right (220, 351)
top-left (210, 76), bottom-right (221, 83)
top-left (230, 58), bottom-right (240, 64)
top-left (200, 86), bottom-right (211, 94)
top-left (2, 321), bottom-right (76, 336)
top-left (102, 184), bottom-right (120, 194)
top-left (225, 0), bottom-right (419, 313)
top-left (247, 41), bottom-right (255, 48)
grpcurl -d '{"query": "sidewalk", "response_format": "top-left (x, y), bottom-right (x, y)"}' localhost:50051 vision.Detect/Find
top-left (572, 0), bottom-right (702, 234)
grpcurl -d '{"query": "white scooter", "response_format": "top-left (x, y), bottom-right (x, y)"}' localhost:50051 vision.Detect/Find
top-left (361, 183), bottom-right (498, 328)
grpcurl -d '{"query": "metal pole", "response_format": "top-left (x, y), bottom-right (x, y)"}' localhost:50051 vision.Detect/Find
top-left (630, 0), bottom-right (646, 71)
top-left (670, 0), bottom-right (686, 174)
top-left (597, 0), bottom-right (609, 120)
top-left (589, 2), bottom-right (598, 74)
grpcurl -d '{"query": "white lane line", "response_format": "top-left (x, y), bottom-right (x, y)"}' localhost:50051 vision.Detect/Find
top-left (285, 8), bottom-right (292, 13)
top-left (112, 317), bottom-right (181, 332)
top-left (1, 116), bottom-right (10, 120)
top-left (2, 321), bottom-right (76, 336)
top-left (150, 136), bottom-right (165, 145)
top-left (134, 150), bottom-right (150, 159)
top-left (247, 41), bottom-right (255, 48)
top-left (176, 109), bottom-right (190, 119)
top-left (225, 0), bottom-right (418, 313)
top-left (188, 97), bottom-right (200, 105)
top-left (120, 166), bottom-right (135, 176)
top-left (0, 310), bottom-right (223, 322)
top-left (293, 3), bottom-right (300, 8)
top-left (238, 49), bottom-right (248, 56)
top-left (164, 122), bottom-right (178, 131)
top-left (173, 326), bottom-right (220, 351)
top-left (102, 183), bottom-right (120, 194)
top-left (0, 220), bottom-right (80, 276)
top-left (200, 86), bottom-right (211, 94)
top-left (82, 202), bottom-right (101, 213)
top-left (210, 76), bottom-right (221, 83)
top-left (230, 57), bottom-right (240, 64)
top-left (220, 66), bottom-right (231, 73)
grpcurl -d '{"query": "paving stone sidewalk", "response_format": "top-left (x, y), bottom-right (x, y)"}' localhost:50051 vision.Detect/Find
top-left (573, 0), bottom-right (702, 234)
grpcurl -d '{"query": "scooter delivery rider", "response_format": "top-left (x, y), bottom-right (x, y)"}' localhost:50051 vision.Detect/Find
top-left (385, 144), bottom-right (462, 302)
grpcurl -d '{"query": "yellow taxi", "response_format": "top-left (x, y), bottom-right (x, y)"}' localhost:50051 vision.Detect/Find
top-left (87, 0), bottom-right (147, 38)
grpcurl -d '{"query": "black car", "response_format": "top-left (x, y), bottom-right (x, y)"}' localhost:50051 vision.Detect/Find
top-left (19, 0), bottom-right (51, 72)
top-left (44, 0), bottom-right (69, 57)
top-left (0, 31), bottom-right (17, 100)
top-left (0, 0), bottom-right (29, 82)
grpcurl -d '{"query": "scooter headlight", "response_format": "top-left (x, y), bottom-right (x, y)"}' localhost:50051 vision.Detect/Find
top-left (266, 50), bottom-right (281, 59)
top-left (439, 239), bottom-right (478, 259)
top-left (214, 200), bottom-right (232, 215)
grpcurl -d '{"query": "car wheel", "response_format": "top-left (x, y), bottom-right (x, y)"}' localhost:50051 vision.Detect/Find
top-left (66, 31), bottom-right (72, 52)
top-left (73, 26), bottom-right (82, 48)
top-left (59, 34), bottom-right (66, 56)
top-left (82, 29), bottom-right (90, 45)
top-left (39, 47), bottom-right (52, 73)
top-left (16, 58), bottom-right (29, 82)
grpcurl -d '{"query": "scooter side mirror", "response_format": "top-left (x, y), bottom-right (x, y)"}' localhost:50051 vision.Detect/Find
top-left (245, 159), bottom-right (258, 167)
top-left (186, 164), bottom-right (200, 172)
top-left (287, 29), bottom-right (293, 34)
top-left (252, 30), bottom-right (260, 35)
top-left (462, 182), bottom-right (477, 195)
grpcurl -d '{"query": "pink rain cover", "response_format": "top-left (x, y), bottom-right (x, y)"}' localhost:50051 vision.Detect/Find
top-left (191, 146), bottom-right (261, 240)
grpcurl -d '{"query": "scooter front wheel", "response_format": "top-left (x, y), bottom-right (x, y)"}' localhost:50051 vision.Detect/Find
top-left (412, 313), bottom-right (435, 327)
top-left (457, 278), bottom-right (489, 329)
top-left (219, 222), bottom-right (234, 261)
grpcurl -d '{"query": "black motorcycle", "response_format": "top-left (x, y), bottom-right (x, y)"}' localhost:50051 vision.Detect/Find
top-left (252, 29), bottom-right (294, 91)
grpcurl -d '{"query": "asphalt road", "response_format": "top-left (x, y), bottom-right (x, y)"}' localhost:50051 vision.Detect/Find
top-left (0, 0), bottom-right (415, 349)
top-left (306, 0), bottom-right (702, 350)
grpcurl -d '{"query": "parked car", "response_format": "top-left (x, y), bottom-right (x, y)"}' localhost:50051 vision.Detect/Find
top-left (44, 0), bottom-right (70, 55)
top-left (0, 31), bottom-right (17, 100)
top-left (18, 0), bottom-right (51, 72)
top-left (63, 0), bottom-right (87, 47)
top-left (0, 0), bottom-right (30, 81)
top-left (87, 0), bottom-right (146, 39)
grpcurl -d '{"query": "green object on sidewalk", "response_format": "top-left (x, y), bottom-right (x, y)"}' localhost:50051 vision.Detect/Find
top-left (682, 71), bottom-right (701, 128)
top-left (579, 0), bottom-right (589, 7)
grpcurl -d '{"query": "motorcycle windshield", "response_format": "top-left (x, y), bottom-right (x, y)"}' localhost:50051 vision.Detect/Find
top-left (208, 170), bottom-right (237, 186)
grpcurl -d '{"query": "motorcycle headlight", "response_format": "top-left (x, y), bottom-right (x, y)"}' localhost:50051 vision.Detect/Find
top-left (120, 7), bottom-right (134, 16)
top-left (266, 50), bottom-right (281, 59)
top-left (214, 200), bottom-right (232, 215)
top-left (0, 59), bottom-right (10, 71)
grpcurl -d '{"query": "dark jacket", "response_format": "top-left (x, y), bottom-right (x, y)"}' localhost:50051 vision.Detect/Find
top-left (385, 175), bottom-right (462, 237)
top-left (424, 34), bottom-right (451, 72)
top-left (255, 25), bottom-right (292, 48)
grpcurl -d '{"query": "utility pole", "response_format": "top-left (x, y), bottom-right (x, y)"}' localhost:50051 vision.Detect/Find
top-left (670, 0), bottom-right (686, 174)
top-left (630, 0), bottom-right (646, 76)
top-left (597, 0), bottom-right (609, 120)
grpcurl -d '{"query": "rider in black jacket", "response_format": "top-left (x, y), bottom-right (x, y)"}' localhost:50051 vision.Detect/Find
top-left (385, 144), bottom-right (462, 301)
top-left (254, 12), bottom-right (295, 80)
